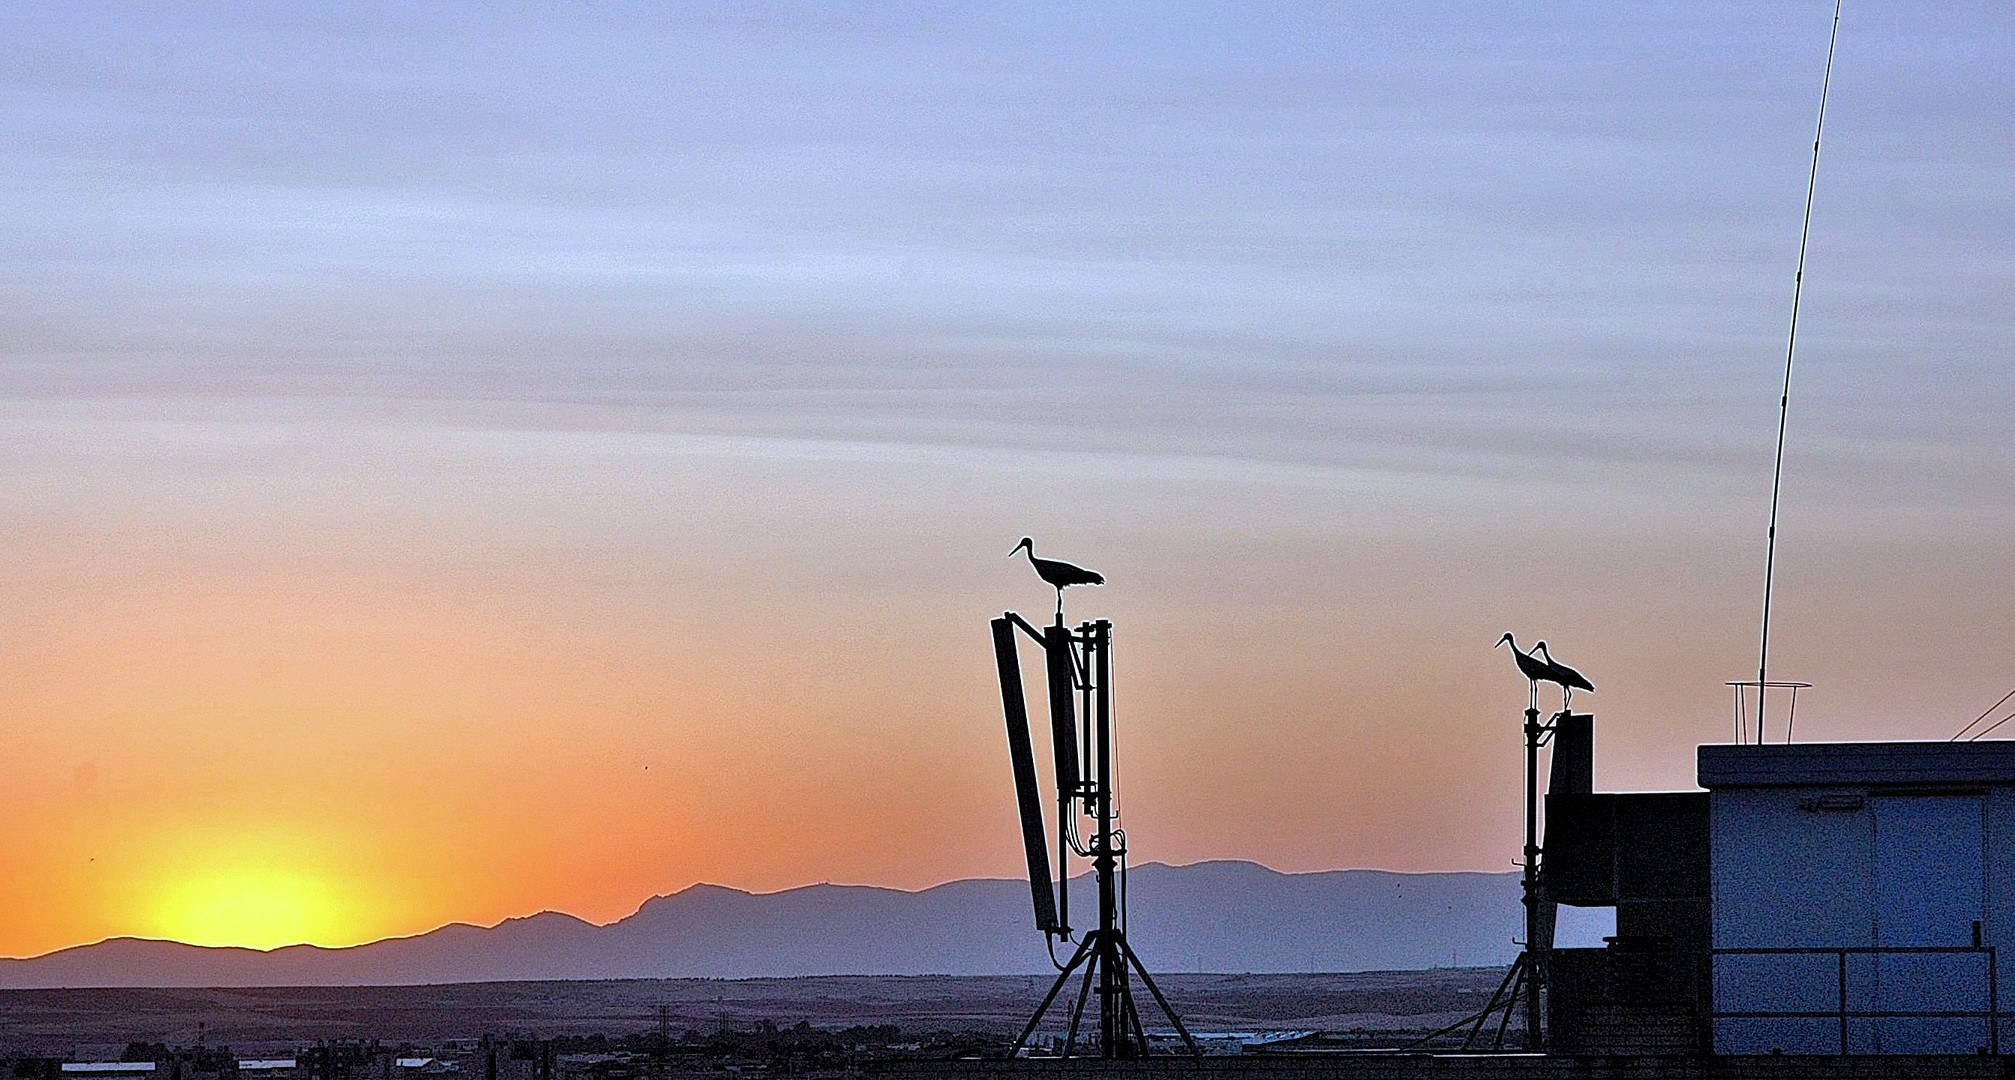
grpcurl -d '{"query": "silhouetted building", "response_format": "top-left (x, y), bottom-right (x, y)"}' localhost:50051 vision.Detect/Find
top-left (1545, 737), bottom-right (2015, 1056)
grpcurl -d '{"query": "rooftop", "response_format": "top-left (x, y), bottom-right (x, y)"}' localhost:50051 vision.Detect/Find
top-left (1698, 740), bottom-right (2015, 788)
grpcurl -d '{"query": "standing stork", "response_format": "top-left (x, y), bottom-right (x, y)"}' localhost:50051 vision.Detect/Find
top-left (1535, 641), bottom-right (1595, 711)
top-left (1011, 537), bottom-right (1104, 621)
top-left (1496, 633), bottom-right (1554, 711)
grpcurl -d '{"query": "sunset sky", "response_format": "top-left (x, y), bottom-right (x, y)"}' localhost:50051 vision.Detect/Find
top-left (2, 2), bottom-right (2011, 957)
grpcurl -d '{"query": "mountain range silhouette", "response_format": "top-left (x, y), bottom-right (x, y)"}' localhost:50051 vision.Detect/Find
top-left (0, 861), bottom-right (1538, 988)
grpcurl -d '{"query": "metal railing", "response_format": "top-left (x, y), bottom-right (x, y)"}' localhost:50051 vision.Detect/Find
top-left (1711, 945), bottom-right (2001, 1054)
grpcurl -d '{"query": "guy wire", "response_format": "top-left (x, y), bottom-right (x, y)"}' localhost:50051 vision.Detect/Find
top-left (1953, 685), bottom-right (2015, 741)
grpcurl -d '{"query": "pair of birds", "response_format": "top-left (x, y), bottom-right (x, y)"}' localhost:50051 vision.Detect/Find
top-left (1497, 632), bottom-right (1594, 710)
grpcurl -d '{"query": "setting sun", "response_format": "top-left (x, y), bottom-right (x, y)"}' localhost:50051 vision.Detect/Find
top-left (147, 867), bottom-right (350, 950)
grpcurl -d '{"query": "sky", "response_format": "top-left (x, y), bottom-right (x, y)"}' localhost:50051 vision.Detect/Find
top-left (1, 1), bottom-right (2011, 957)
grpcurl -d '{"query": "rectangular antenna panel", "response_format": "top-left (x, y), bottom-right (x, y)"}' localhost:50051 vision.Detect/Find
top-left (1042, 624), bottom-right (1081, 797)
top-left (992, 617), bottom-right (1059, 932)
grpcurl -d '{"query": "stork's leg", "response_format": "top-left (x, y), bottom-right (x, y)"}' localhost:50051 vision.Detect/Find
top-left (1527, 681), bottom-right (1538, 713)
top-left (1054, 586), bottom-right (1064, 624)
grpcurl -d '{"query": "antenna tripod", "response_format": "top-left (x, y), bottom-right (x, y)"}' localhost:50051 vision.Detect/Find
top-left (1404, 703), bottom-right (1564, 1051)
top-left (995, 615), bottom-right (1197, 1059)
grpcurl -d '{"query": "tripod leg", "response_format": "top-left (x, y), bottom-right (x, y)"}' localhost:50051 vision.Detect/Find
top-left (1119, 936), bottom-right (1200, 1056)
top-left (1492, 961), bottom-right (1527, 1050)
top-left (1120, 979), bottom-right (1148, 1057)
top-left (1400, 1000), bottom-right (1495, 1052)
top-left (1010, 933), bottom-right (1095, 1057)
top-left (1064, 942), bottom-right (1100, 1058)
top-left (1463, 957), bottom-right (1522, 1049)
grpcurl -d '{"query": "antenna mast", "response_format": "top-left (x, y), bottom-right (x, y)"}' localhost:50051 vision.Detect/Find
top-left (1756, 0), bottom-right (1842, 741)
top-left (993, 607), bottom-right (1196, 1059)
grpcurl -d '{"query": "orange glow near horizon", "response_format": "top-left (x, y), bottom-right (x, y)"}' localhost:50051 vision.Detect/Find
top-left (2, 412), bottom-right (2009, 959)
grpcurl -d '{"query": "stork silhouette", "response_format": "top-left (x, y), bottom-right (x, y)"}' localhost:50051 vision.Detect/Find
top-left (1497, 632), bottom-right (1595, 712)
top-left (1011, 537), bottom-right (1104, 622)
top-left (1536, 641), bottom-right (1595, 711)
top-left (1496, 633), bottom-right (1552, 711)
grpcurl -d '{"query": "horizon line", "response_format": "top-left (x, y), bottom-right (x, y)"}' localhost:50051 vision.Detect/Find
top-left (4, 859), bottom-right (1517, 962)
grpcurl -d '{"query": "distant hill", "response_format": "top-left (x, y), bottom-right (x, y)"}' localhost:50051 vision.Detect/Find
top-left (0, 861), bottom-right (1545, 988)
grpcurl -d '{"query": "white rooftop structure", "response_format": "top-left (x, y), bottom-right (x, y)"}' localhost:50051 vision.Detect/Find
top-left (1701, 741), bottom-right (2015, 1054)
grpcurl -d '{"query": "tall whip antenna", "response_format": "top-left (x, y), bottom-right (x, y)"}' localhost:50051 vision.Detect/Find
top-left (1756, 0), bottom-right (1843, 741)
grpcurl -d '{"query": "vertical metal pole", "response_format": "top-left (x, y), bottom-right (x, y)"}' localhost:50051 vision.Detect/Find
top-left (1522, 706), bottom-right (1544, 1049)
top-left (1093, 619), bottom-right (1123, 1058)
top-left (1074, 616), bottom-right (1091, 945)
top-left (1080, 616), bottom-right (1094, 1014)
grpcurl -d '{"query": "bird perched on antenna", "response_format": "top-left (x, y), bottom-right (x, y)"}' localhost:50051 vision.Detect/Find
top-left (1537, 641), bottom-right (1594, 711)
top-left (1011, 537), bottom-right (1104, 622)
top-left (1497, 632), bottom-right (1595, 713)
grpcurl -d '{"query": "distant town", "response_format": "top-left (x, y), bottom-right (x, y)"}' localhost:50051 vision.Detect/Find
top-left (8, 1026), bottom-right (990, 1080)
top-left (0, 971), bottom-right (1495, 1078)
